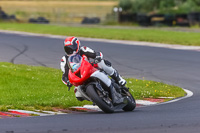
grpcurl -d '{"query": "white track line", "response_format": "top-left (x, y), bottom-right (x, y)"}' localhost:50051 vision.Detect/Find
top-left (9, 110), bottom-right (66, 116)
top-left (9, 110), bottom-right (51, 116)
top-left (154, 89), bottom-right (193, 106)
top-left (136, 100), bottom-right (158, 105)
top-left (77, 89), bottom-right (194, 110)
top-left (7, 89), bottom-right (194, 114)
top-left (1, 30), bottom-right (200, 51)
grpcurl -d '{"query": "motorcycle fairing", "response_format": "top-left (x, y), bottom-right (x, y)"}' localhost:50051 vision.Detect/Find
top-left (68, 58), bottom-right (97, 86)
top-left (90, 70), bottom-right (111, 87)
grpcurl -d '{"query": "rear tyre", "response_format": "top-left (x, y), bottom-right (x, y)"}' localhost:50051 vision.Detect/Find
top-left (122, 91), bottom-right (136, 111)
top-left (86, 85), bottom-right (114, 113)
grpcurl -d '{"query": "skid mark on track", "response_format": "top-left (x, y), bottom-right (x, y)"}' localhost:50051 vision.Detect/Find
top-left (9, 44), bottom-right (47, 67)
top-left (10, 44), bottom-right (28, 64)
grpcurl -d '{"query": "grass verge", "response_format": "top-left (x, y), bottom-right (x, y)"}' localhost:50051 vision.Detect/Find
top-left (0, 62), bottom-right (185, 111)
top-left (0, 23), bottom-right (200, 46)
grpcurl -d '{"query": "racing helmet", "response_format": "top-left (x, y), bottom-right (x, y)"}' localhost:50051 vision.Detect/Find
top-left (64, 37), bottom-right (81, 56)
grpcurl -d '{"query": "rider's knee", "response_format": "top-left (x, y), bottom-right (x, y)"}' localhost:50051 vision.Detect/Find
top-left (98, 59), bottom-right (112, 68)
top-left (98, 59), bottom-right (114, 76)
top-left (104, 60), bottom-right (112, 67)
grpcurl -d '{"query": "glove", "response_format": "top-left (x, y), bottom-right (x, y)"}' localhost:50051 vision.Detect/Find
top-left (94, 52), bottom-right (103, 64)
top-left (62, 76), bottom-right (72, 87)
top-left (94, 57), bottom-right (102, 64)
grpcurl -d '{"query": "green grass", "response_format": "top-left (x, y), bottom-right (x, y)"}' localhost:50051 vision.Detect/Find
top-left (0, 62), bottom-right (185, 111)
top-left (126, 79), bottom-right (185, 100)
top-left (0, 62), bottom-right (90, 111)
top-left (0, 22), bottom-right (200, 46)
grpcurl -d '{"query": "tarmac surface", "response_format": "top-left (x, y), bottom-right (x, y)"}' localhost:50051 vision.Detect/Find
top-left (0, 31), bottom-right (200, 133)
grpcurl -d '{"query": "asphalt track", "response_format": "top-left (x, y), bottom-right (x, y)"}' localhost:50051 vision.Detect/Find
top-left (0, 32), bottom-right (200, 133)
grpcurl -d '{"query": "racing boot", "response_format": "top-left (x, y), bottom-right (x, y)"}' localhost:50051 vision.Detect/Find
top-left (111, 70), bottom-right (126, 86)
top-left (109, 84), bottom-right (125, 105)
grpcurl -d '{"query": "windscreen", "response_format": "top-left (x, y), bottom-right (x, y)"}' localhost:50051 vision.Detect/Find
top-left (68, 54), bottom-right (82, 71)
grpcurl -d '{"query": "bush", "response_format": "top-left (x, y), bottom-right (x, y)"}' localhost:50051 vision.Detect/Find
top-left (119, 0), bottom-right (200, 14)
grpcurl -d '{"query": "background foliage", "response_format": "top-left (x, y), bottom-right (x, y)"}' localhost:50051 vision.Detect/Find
top-left (119, 0), bottom-right (200, 14)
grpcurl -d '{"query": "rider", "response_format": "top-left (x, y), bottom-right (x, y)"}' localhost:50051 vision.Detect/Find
top-left (60, 36), bottom-right (126, 104)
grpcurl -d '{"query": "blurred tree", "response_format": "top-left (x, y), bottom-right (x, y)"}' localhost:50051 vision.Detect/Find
top-left (119, 0), bottom-right (132, 12)
top-left (131, 0), bottom-right (161, 13)
top-left (179, 0), bottom-right (200, 13)
top-left (158, 0), bottom-right (175, 14)
top-left (193, 0), bottom-right (200, 5)
top-left (159, 0), bottom-right (175, 9)
top-left (119, 0), bottom-right (200, 14)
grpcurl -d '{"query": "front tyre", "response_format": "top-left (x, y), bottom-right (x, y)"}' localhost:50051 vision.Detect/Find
top-left (86, 85), bottom-right (114, 113)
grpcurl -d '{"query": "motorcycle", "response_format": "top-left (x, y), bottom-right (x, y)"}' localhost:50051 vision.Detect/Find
top-left (67, 54), bottom-right (136, 113)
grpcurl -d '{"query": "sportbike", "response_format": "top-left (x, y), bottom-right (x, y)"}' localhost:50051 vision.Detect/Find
top-left (67, 55), bottom-right (136, 113)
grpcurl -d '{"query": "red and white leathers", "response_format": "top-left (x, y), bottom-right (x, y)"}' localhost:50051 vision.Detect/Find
top-left (60, 46), bottom-right (126, 100)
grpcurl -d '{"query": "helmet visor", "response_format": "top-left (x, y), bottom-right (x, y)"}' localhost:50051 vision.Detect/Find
top-left (64, 44), bottom-right (78, 55)
top-left (64, 47), bottom-right (73, 55)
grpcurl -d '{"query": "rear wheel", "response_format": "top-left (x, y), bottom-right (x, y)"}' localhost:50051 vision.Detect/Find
top-left (86, 85), bottom-right (114, 113)
top-left (122, 89), bottom-right (136, 111)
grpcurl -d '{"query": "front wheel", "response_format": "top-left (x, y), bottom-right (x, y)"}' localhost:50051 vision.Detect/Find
top-left (86, 85), bottom-right (114, 113)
